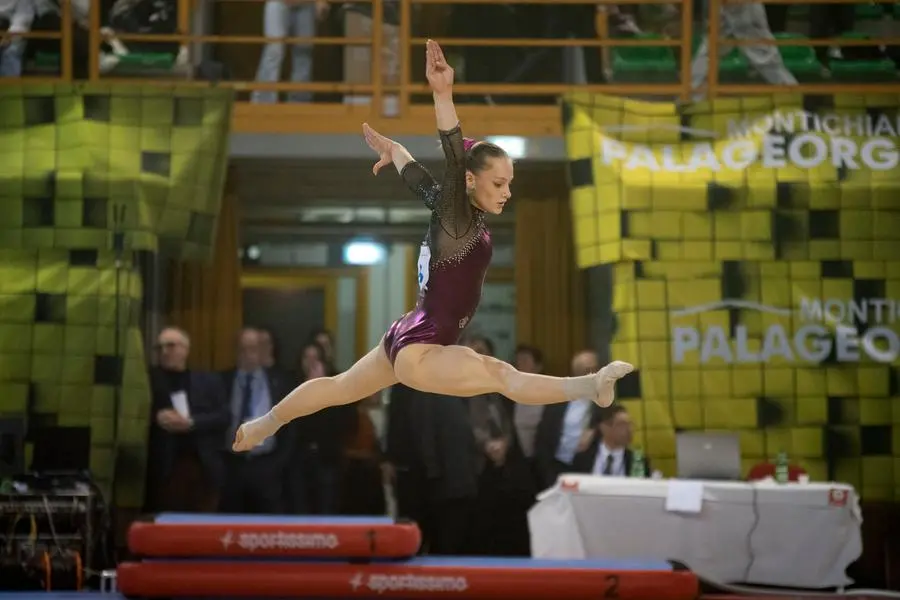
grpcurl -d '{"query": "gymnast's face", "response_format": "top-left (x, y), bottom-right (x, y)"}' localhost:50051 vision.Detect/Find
top-left (467, 156), bottom-right (514, 216)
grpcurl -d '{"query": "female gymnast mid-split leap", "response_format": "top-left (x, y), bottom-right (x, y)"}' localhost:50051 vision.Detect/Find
top-left (232, 39), bottom-right (633, 452)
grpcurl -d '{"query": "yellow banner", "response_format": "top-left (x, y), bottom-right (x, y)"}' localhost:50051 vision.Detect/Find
top-left (564, 93), bottom-right (900, 500)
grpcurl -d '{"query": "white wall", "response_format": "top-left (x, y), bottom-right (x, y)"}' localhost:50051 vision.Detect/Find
top-left (366, 244), bottom-right (411, 349)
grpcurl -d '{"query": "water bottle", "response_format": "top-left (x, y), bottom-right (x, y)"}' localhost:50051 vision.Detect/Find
top-left (775, 451), bottom-right (789, 484)
top-left (630, 448), bottom-right (646, 478)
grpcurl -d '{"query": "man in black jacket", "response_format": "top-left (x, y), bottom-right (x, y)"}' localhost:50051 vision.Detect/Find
top-left (572, 404), bottom-right (651, 477)
top-left (384, 383), bottom-right (478, 555)
top-left (146, 327), bottom-right (231, 513)
top-left (220, 327), bottom-right (295, 514)
top-left (533, 350), bottom-right (601, 490)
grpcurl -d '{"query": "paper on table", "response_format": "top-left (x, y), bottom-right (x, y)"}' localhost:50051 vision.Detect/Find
top-left (665, 480), bottom-right (704, 514)
top-left (170, 391), bottom-right (191, 419)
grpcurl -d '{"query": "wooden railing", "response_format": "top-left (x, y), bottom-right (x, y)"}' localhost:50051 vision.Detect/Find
top-left (3, 0), bottom-right (900, 129)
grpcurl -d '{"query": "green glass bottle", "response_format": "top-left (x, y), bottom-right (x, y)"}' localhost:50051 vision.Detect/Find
top-left (775, 451), bottom-right (789, 484)
top-left (630, 448), bottom-right (646, 478)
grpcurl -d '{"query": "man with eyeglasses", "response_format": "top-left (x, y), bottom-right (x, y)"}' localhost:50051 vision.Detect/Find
top-left (220, 327), bottom-right (294, 514)
top-left (146, 327), bottom-right (230, 512)
top-left (572, 404), bottom-right (651, 478)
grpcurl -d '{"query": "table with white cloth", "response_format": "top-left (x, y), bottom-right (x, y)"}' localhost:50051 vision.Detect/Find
top-left (528, 474), bottom-right (863, 589)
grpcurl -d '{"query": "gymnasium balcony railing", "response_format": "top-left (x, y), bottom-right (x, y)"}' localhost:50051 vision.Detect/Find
top-left (2, 0), bottom-right (900, 133)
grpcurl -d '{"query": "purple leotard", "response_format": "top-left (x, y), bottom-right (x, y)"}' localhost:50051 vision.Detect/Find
top-left (382, 124), bottom-right (492, 364)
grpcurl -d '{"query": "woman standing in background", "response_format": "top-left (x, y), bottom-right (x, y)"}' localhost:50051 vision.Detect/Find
top-left (284, 341), bottom-right (353, 514)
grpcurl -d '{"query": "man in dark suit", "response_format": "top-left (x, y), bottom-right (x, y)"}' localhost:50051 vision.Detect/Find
top-left (220, 327), bottom-right (295, 514)
top-left (534, 350), bottom-right (601, 490)
top-left (146, 327), bottom-right (231, 513)
top-left (384, 383), bottom-right (428, 527)
top-left (572, 404), bottom-right (651, 477)
top-left (384, 383), bottom-right (479, 555)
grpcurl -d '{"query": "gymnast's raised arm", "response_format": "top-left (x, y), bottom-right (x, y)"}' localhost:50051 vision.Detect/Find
top-left (425, 39), bottom-right (470, 237)
top-left (362, 122), bottom-right (441, 208)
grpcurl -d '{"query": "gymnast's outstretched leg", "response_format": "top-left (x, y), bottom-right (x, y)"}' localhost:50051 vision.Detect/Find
top-left (394, 344), bottom-right (632, 406)
top-left (233, 343), bottom-right (398, 451)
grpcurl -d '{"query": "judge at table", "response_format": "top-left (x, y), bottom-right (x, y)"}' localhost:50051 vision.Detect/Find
top-left (572, 405), bottom-right (650, 477)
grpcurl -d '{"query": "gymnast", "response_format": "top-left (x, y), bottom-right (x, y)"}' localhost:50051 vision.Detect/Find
top-left (233, 39), bottom-right (633, 452)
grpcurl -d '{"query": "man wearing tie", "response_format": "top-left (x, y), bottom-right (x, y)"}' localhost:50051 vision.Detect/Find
top-left (573, 405), bottom-right (650, 477)
top-left (534, 350), bottom-right (601, 490)
top-left (220, 328), bottom-right (294, 513)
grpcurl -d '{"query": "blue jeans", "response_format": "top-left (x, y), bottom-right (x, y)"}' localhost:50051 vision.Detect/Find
top-left (252, 0), bottom-right (315, 103)
top-left (0, 38), bottom-right (26, 77)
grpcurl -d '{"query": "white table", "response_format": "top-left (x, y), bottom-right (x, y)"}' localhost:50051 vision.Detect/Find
top-left (528, 474), bottom-right (862, 589)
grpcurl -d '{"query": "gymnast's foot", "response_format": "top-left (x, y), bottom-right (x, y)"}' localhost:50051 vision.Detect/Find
top-left (594, 361), bottom-right (634, 407)
top-left (232, 412), bottom-right (284, 452)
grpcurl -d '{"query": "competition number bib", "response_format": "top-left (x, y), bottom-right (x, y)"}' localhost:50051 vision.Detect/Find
top-left (417, 243), bottom-right (431, 291)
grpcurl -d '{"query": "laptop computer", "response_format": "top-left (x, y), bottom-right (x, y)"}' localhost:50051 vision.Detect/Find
top-left (676, 432), bottom-right (742, 480)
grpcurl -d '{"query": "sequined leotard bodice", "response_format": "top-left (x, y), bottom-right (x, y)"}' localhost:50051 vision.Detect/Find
top-left (382, 124), bottom-right (492, 364)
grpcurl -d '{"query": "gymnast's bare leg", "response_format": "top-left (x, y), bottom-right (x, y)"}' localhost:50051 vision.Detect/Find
top-left (233, 340), bottom-right (632, 451)
top-left (395, 344), bottom-right (633, 407)
top-left (233, 343), bottom-right (398, 451)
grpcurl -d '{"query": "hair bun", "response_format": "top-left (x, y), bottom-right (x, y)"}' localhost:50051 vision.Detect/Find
top-left (463, 137), bottom-right (479, 152)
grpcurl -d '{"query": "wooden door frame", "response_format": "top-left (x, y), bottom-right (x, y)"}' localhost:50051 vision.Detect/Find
top-left (240, 266), bottom-right (370, 360)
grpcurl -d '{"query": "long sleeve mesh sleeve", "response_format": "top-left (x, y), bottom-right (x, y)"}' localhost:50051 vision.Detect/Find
top-left (434, 124), bottom-right (472, 239)
top-left (400, 162), bottom-right (440, 210)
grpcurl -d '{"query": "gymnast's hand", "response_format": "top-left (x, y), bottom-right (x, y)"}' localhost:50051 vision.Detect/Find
top-left (362, 123), bottom-right (397, 175)
top-left (425, 39), bottom-right (453, 96)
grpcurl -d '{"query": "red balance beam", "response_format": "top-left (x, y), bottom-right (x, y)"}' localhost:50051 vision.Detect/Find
top-left (117, 560), bottom-right (700, 600)
top-left (128, 521), bottom-right (421, 558)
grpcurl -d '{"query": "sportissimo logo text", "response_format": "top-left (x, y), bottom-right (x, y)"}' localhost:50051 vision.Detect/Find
top-left (223, 531), bottom-right (339, 551)
top-left (349, 572), bottom-right (469, 594)
top-left (599, 111), bottom-right (900, 172)
top-left (672, 297), bottom-right (900, 364)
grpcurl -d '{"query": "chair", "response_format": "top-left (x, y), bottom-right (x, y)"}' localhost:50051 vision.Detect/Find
top-left (854, 3), bottom-right (885, 20)
top-left (611, 33), bottom-right (678, 83)
top-left (830, 32), bottom-right (897, 82)
top-left (747, 462), bottom-right (808, 482)
top-left (774, 32), bottom-right (827, 81)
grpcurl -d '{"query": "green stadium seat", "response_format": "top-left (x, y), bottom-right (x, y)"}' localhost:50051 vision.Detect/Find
top-left (830, 32), bottom-right (897, 81)
top-left (788, 4), bottom-right (810, 19)
top-left (115, 52), bottom-right (177, 72)
top-left (26, 51), bottom-right (176, 76)
top-left (854, 3), bottom-right (884, 20)
top-left (773, 32), bottom-right (826, 81)
top-left (692, 35), bottom-right (751, 82)
top-left (611, 33), bottom-right (678, 83)
top-left (33, 51), bottom-right (60, 69)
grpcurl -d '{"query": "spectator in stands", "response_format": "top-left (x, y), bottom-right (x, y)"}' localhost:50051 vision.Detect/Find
top-left (253, 0), bottom-right (329, 104)
top-left (309, 327), bottom-right (336, 368)
top-left (511, 344), bottom-right (545, 475)
top-left (534, 350), bottom-right (601, 490)
top-left (220, 327), bottom-right (295, 513)
top-left (285, 340), bottom-right (353, 514)
top-left (466, 335), bottom-right (534, 556)
top-left (810, 4), bottom-right (855, 63)
top-left (340, 392), bottom-right (388, 516)
top-left (0, 0), bottom-right (36, 77)
top-left (392, 383), bottom-right (478, 554)
top-left (383, 383), bottom-right (429, 530)
top-left (258, 328), bottom-right (277, 369)
top-left (691, 2), bottom-right (796, 99)
top-left (572, 404), bottom-right (650, 477)
top-left (146, 327), bottom-right (231, 513)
